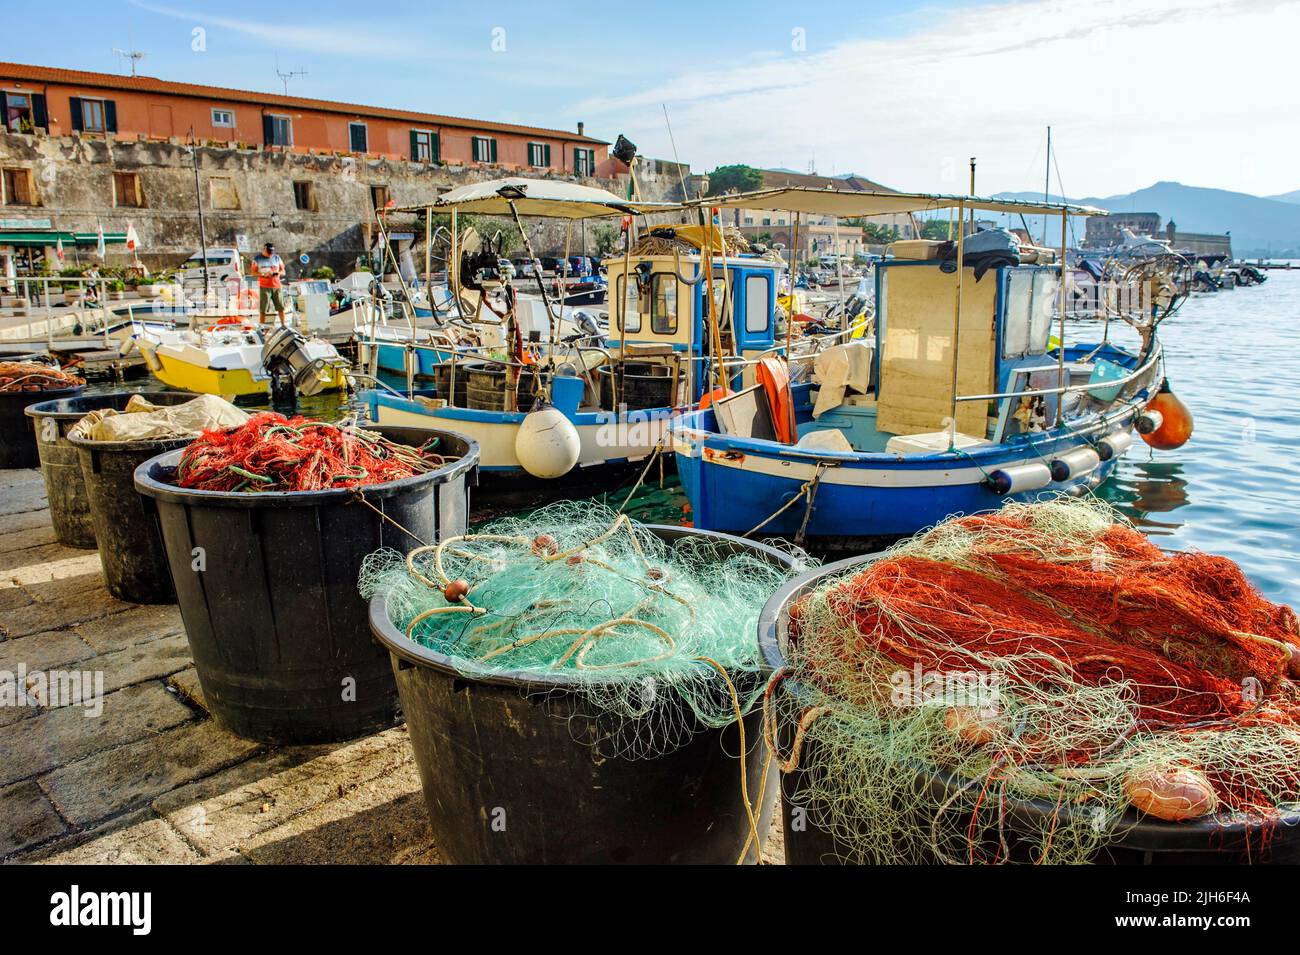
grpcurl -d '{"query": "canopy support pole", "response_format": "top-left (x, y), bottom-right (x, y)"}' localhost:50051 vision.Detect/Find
top-left (1055, 208), bottom-right (1068, 427)
top-left (947, 200), bottom-right (967, 451)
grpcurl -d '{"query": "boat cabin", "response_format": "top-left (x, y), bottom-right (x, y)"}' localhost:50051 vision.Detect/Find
top-left (604, 252), bottom-right (780, 406)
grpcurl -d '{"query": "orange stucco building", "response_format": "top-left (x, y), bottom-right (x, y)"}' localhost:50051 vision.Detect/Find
top-left (0, 61), bottom-right (609, 175)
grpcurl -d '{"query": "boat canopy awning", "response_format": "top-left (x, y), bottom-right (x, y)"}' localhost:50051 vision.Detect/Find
top-left (0, 231), bottom-right (128, 248)
top-left (396, 177), bottom-right (681, 219)
top-left (686, 187), bottom-right (1106, 219)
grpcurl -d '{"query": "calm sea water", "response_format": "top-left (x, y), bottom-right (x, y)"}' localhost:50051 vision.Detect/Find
top-left (1094, 267), bottom-right (1300, 601)
top-left (99, 267), bottom-right (1299, 602)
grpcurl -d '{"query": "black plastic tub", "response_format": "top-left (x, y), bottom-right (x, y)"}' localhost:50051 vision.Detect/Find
top-left (69, 428), bottom-right (198, 604)
top-left (0, 382), bottom-right (84, 469)
top-left (27, 391), bottom-right (192, 548)
top-left (369, 526), bottom-right (789, 865)
top-left (135, 425), bottom-right (479, 745)
top-left (760, 555), bottom-right (1300, 865)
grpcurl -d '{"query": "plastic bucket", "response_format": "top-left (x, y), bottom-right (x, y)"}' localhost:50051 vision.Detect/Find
top-left (69, 430), bottom-right (198, 605)
top-left (135, 425), bottom-right (479, 745)
top-left (368, 526), bottom-right (791, 864)
top-left (759, 555), bottom-right (1300, 865)
top-left (27, 391), bottom-right (193, 548)
top-left (0, 383), bottom-right (84, 469)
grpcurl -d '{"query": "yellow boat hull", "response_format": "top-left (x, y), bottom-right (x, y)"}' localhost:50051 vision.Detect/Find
top-left (151, 355), bottom-right (350, 398)
top-left (153, 354), bottom-right (267, 396)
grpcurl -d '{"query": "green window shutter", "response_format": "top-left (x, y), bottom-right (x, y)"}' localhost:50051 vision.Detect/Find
top-left (410, 129), bottom-right (420, 161)
top-left (69, 96), bottom-right (83, 131)
top-left (430, 131), bottom-right (439, 162)
top-left (543, 144), bottom-right (551, 167)
top-left (104, 99), bottom-right (117, 133)
top-left (489, 138), bottom-right (497, 163)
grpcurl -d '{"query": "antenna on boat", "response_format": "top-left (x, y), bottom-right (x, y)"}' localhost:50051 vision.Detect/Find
top-left (661, 105), bottom-right (692, 205)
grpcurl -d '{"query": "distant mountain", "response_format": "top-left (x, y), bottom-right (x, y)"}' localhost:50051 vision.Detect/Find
top-left (1267, 189), bottom-right (1300, 205)
top-left (992, 182), bottom-right (1300, 256)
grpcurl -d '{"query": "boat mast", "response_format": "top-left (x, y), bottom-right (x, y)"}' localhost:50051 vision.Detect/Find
top-left (1042, 126), bottom-right (1052, 246)
top-left (189, 127), bottom-right (209, 326)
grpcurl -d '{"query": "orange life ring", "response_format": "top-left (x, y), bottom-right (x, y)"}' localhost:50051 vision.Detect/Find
top-left (756, 356), bottom-right (795, 444)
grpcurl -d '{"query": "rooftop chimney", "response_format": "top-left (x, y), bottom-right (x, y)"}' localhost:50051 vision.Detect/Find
top-left (577, 121), bottom-right (584, 136)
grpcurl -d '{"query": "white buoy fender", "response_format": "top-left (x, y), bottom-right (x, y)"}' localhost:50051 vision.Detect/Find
top-left (1135, 409), bottom-right (1164, 435)
top-left (987, 461), bottom-right (1052, 495)
top-left (515, 404), bottom-right (581, 478)
top-left (1096, 430), bottom-right (1134, 461)
top-left (1049, 446), bottom-right (1101, 482)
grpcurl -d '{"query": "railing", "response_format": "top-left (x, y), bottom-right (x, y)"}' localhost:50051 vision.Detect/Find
top-left (0, 275), bottom-right (113, 347)
top-left (955, 346), bottom-right (1161, 404)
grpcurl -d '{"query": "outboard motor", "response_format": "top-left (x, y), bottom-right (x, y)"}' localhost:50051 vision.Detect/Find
top-left (261, 326), bottom-right (346, 403)
top-left (571, 309), bottom-right (601, 340)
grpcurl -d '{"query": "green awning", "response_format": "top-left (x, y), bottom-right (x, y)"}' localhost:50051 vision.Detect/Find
top-left (0, 231), bottom-right (128, 248)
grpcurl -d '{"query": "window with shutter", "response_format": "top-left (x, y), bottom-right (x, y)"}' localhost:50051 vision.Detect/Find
top-left (411, 129), bottom-right (437, 164)
top-left (473, 136), bottom-right (497, 163)
top-left (72, 98), bottom-right (107, 133)
top-left (264, 114), bottom-right (292, 147)
top-left (349, 122), bottom-right (368, 153)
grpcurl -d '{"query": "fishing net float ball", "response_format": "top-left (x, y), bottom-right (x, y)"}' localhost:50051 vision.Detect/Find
top-left (515, 403), bottom-right (581, 478)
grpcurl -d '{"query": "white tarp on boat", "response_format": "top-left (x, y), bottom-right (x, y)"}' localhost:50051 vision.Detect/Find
top-left (812, 341), bottom-right (874, 418)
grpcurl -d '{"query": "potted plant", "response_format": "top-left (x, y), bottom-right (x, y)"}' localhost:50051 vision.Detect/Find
top-left (107, 278), bottom-right (127, 301)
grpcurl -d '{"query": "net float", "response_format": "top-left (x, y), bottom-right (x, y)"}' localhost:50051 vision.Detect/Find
top-left (1285, 642), bottom-right (1300, 679)
top-left (531, 533), bottom-right (558, 556)
top-left (1124, 766), bottom-right (1218, 821)
top-left (1138, 380), bottom-right (1194, 450)
top-left (943, 706), bottom-right (1003, 746)
top-left (443, 578), bottom-right (470, 602)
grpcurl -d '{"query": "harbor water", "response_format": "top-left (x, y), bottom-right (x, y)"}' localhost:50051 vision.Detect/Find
top-left (90, 267), bottom-right (1299, 602)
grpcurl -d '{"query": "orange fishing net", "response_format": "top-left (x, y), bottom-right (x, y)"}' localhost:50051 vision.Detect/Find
top-left (0, 361), bottom-right (84, 392)
top-left (778, 501), bottom-right (1300, 858)
top-left (177, 413), bottom-right (446, 492)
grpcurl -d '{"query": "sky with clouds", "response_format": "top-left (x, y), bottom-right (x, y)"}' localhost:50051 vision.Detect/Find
top-left (4, 0), bottom-right (1296, 198)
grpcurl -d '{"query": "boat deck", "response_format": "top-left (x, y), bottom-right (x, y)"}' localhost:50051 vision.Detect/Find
top-left (0, 467), bottom-right (785, 864)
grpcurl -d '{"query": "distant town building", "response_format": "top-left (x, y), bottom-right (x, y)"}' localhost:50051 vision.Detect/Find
top-left (0, 62), bottom-right (608, 172)
top-left (687, 168), bottom-right (913, 261)
top-left (1084, 212), bottom-right (1162, 247)
top-left (1084, 210), bottom-right (1231, 258)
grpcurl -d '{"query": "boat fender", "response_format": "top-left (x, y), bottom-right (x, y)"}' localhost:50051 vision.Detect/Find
top-left (1139, 380), bottom-right (1194, 450)
top-left (1135, 409), bottom-right (1163, 435)
top-left (987, 461), bottom-right (1052, 495)
top-left (1049, 446), bottom-right (1101, 482)
top-left (515, 403), bottom-right (581, 479)
top-left (1095, 430), bottom-right (1134, 461)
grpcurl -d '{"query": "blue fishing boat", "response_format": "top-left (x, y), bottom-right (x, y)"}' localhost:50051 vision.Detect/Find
top-left (363, 178), bottom-right (787, 480)
top-left (670, 187), bottom-right (1180, 545)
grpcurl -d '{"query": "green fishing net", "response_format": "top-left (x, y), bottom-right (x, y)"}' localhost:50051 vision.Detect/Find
top-left (360, 502), bottom-right (811, 759)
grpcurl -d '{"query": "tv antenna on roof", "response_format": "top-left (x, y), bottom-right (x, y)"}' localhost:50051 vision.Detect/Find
top-left (275, 56), bottom-right (308, 95)
top-left (113, 47), bottom-right (146, 76)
